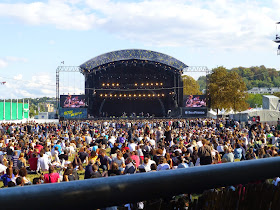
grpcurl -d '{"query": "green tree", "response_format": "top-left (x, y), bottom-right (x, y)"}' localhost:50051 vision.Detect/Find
top-left (246, 94), bottom-right (263, 108)
top-left (197, 76), bottom-right (206, 91)
top-left (209, 66), bottom-right (248, 113)
top-left (39, 103), bottom-right (45, 112)
top-left (29, 104), bottom-right (37, 118)
top-left (182, 75), bottom-right (202, 95)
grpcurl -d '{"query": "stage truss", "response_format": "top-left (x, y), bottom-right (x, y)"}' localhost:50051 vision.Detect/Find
top-left (56, 65), bottom-right (211, 112)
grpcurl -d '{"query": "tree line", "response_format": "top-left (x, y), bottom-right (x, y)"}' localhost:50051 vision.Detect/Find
top-left (183, 65), bottom-right (280, 113)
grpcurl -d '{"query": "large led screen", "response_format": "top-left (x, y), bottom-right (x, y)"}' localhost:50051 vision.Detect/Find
top-left (60, 95), bottom-right (86, 108)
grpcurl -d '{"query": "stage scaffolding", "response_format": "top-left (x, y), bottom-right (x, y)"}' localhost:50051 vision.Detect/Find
top-left (56, 65), bottom-right (210, 117)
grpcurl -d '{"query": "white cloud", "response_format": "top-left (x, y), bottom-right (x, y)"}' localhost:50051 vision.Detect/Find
top-left (1, 73), bottom-right (56, 98)
top-left (0, 0), bottom-right (279, 50)
top-left (0, 59), bottom-right (8, 68)
top-left (0, 56), bottom-right (27, 68)
top-left (0, 71), bottom-right (84, 99)
top-left (13, 74), bottom-right (23, 80)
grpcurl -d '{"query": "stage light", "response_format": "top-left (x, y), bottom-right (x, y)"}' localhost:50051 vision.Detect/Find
top-left (139, 94), bottom-right (142, 97)
top-left (146, 83), bottom-right (149, 86)
top-left (143, 94), bottom-right (146, 97)
top-left (124, 94), bottom-right (127, 97)
top-left (135, 83), bottom-right (138, 86)
top-left (152, 94), bottom-right (155, 97)
top-left (116, 83), bottom-right (119, 86)
top-left (105, 94), bottom-right (108, 97)
top-left (148, 94), bottom-right (151, 97)
top-left (156, 83), bottom-right (159, 86)
top-left (162, 94), bottom-right (165, 97)
top-left (157, 94), bottom-right (160, 97)
top-left (110, 94), bottom-right (113, 97)
top-left (100, 94), bottom-right (103, 97)
top-left (119, 94), bottom-right (122, 97)
top-left (141, 83), bottom-right (144, 86)
top-left (112, 83), bottom-right (115, 86)
top-left (151, 83), bottom-right (153, 86)
top-left (160, 83), bottom-right (163, 85)
top-left (102, 83), bottom-right (105, 86)
top-left (134, 94), bottom-right (136, 97)
top-left (114, 94), bottom-right (117, 97)
top-left (129, 94), bottom-right (132, 97)
top-left (107, 83), bottom-right (110, 86)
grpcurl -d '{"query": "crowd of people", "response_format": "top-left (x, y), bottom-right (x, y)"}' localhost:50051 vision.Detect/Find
top-left (0, 118), bottom-right (279, 190)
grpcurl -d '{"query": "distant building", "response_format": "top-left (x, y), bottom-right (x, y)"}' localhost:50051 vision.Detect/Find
top-left (35, 112), bottom-right (56, 119)
top-left (43, 103), bottom-right (54, 112)
top-left (247, 87), bottom-right (280, 94)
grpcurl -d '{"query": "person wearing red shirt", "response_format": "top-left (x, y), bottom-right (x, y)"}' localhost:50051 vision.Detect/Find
top-left (34, 142), bottom-right (43, 153)
top-left (28, 153), bottom-right (38, 171)
top-left (43, 166), bottom-right (60, 183)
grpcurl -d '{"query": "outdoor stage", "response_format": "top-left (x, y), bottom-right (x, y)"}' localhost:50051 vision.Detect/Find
top-left (56, 49), bottom-right (209, 119)
top-left (80, 49), bottom-right (187, 118)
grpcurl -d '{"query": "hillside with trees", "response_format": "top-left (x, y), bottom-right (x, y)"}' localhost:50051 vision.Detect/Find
top-left (198, 65), bottom-right (280, 91)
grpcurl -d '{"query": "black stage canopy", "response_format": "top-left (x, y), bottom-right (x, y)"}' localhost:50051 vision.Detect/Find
top-left (80, 49), bottom-right (187, 118)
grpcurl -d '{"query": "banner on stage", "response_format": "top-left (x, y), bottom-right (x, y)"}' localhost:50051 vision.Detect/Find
top-left (59, 108), bottom-right (87, 119)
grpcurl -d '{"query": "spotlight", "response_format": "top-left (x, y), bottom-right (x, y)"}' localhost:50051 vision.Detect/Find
top-left (100, 94), bottom-right (103, 97)
top-left (129, 94), bottom-right (132, 97)
top-left (160, 83), bottom-right (163, 85)
top-left (151, 83), bottom-right (153, 86)
top-left (148, 94), bottom-right (151, 97)
top-left (102, 83), bottom-right (105, 86)
top-left (162, 94), bottom-right (165, 97)
top-left (135, 83), bottom-right (138, 86)
top-left (156, 83), bottom-right (159, 86)
top-left (124, 94), bottom-right (127, 97)
top-left (143, 94), bottom-right (146, 97)
top-left (112, 83), bottom-right (115, 86)
top-left (157, 94), bottom-right (160, 97)
top-left (110, 94), bottom-right (113, 97)
top-left (119, 94), bottom-right (122, 97)
top-left (152, 94), bottom-right (155, 97)
top-left (105, 94), bottom-right (108, 97)
top-left (139, 94), bottom-right (142, 97)
top-left (107, 83), bottom-right (110, 86)
top-left (146, 83), bottom-right (149, 86)
top-left (116, 83), bottom-right (119, 86)
top-left (134, 94), bottom-right (137, 97)
top-left (141, 83), bottom-right (144, 86)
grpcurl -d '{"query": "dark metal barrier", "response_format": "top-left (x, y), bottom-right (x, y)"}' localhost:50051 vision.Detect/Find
top-left (1, 157), bottom-right (280, 209)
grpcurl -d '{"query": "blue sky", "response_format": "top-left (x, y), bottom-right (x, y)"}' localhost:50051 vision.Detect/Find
top-left (0, 0), bottom-right (280, 98)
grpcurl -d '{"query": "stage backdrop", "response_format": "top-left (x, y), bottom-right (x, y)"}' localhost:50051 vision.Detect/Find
top-left (59, 108), bottom-right (87, 119)
top-left (60, 95), bottom-right (86, 108)
top-left (182, 95), bottom-right (207, 117)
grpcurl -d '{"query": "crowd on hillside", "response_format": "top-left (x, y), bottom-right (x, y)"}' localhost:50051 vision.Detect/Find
top-left (0, 118), bottom-right (279, 189)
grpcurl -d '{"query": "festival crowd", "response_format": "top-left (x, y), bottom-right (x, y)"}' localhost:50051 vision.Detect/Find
top-left (0, 118), bottom-right (279, 189)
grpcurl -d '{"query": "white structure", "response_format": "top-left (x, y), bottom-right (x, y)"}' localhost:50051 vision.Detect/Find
top-left (263, 95), bottom-right (280, 110)
top-left (247, 87), bottom-right (280, 94)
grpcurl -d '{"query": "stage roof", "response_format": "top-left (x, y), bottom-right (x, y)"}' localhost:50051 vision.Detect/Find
top-left (80, 49), bottom-right (188, 72)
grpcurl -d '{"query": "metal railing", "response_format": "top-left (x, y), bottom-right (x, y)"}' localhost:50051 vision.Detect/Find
top-left (1, 157), bottom-right (280, 209)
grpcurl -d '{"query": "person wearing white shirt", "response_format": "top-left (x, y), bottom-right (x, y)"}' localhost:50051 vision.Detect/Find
top-left (37, 151), bottom-right (50, 172)
top-left (157, 157), bottom-right (170, 171)
top-left (128, 140), bottom-right (137, 152)
top-left (85, 134), bottom-right (93, 145)
top-left (139, 157), bottom-right (156, 172)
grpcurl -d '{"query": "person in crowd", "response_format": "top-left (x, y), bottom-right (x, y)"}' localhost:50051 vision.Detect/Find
top-left (43, 166), bottom-right (60, 183)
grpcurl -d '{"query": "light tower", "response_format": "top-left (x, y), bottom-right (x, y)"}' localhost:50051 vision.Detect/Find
top-left (273, 22), bottom-right (280, 55)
